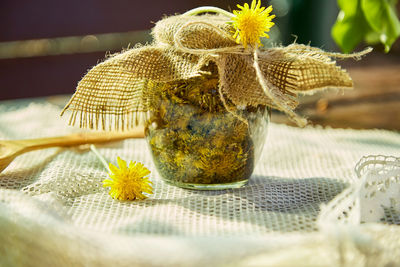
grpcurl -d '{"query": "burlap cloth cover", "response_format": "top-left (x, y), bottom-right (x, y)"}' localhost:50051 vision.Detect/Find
top-left (1, 102), bottom-right (399, 266)
top-left (61, 14), bottom-right (369, 129)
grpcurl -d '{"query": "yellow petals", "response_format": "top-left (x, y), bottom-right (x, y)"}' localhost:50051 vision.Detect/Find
top-left (231, 0), bottom-right (275, 48)
top-left (103, 157), bottom-right (153, 201)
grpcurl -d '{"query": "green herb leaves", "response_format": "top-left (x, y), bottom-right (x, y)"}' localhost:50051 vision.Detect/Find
top-left (332, 0), bottom-right (400, 53)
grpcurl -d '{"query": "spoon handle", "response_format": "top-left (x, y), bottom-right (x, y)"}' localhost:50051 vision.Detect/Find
top-left (17, 128), bottom-right (144, 154)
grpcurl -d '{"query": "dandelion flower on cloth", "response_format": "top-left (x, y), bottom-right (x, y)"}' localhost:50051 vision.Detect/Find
top-left (103, 157), bottom-right (153, 200)
top-left (232, 0), bottom-right (275, 48)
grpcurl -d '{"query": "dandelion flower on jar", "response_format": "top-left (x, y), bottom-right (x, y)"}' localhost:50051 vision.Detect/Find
top-left (232, 0), bottom-right (275, 48)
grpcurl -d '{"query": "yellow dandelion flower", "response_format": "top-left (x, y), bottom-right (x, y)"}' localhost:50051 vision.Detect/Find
top-left (103, 157), bottom-right (153, 201)
top-left (231, 0), bottom-right (275, 48)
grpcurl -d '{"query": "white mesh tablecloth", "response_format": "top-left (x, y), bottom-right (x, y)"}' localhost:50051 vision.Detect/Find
top-left (0, 102), bottom-right (399, 266)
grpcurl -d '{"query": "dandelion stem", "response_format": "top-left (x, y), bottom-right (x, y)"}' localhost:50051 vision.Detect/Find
top-left (183, 6), bottom-right (234, 18)
top-left (90, 144), bottom-right (110, 171)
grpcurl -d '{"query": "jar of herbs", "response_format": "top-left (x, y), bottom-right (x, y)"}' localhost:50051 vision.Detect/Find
top-left (145, 64), bottom-right (270, 190)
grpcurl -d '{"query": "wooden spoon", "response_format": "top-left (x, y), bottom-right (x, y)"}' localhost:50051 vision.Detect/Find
top-left (0, 128), bottom-right (144, 173)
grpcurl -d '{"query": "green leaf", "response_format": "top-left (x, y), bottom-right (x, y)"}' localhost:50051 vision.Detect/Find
top-left (364, 30), bottom-right (381, 44)
top-left (332, 0), bottom-right (370, 53)
top-left (337, 0), bottom-right (359, 16)
top-left (361, 0), bottom-right (400, 52)
top-left (332, 17), bottom-right (366, 53)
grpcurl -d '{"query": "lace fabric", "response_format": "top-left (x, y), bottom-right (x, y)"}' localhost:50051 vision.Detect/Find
top-left (0, 103), bottom-right (399, 266)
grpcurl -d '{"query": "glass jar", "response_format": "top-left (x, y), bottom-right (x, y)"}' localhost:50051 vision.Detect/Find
top-left (145, 67), bottom-right (270, 190)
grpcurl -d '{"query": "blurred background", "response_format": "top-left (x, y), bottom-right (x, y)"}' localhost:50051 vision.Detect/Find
top-left (1, 0), bottom-right (399, 129)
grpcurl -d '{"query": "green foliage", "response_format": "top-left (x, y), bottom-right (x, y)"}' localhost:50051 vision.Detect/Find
top-left (332, 0), bottom-right (400, 53)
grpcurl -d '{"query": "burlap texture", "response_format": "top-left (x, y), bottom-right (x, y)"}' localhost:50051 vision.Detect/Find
top-left (153, 14), bottom-right (237, 49)
top-left (61, 13), bottom-right (370, 130)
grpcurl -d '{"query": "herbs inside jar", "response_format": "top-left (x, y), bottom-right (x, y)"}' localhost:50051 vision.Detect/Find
top-left (145, 64), bottom-right (270, 190)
